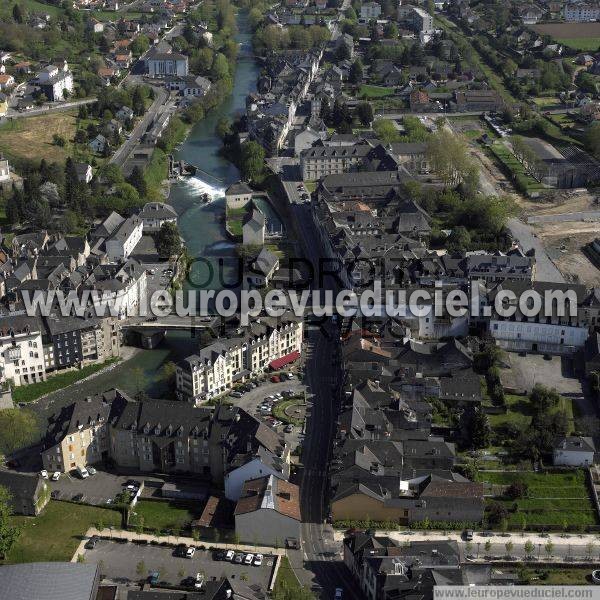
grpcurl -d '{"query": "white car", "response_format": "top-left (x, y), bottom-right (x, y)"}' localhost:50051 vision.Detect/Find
top-left (40, 470), bottom-right (48, 479)
top-left (195, 572), bottom-right (204, 588)
top-left (225, 550), bottom-right (235, 561)
top-left (87, 467), bottom-right (97, 475)
top-left (244, 553), bottom-right (254, 565)
top-left (186, 546), bottom-right (196, 559)
top-left (253, 554), bottom-right (263, 566)
top-left (51, 471), bottom-right (60, 481)
top-left (76, 466), bottom-right (89, 479)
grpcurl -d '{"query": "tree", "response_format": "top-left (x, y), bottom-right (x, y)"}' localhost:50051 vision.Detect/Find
top-left (349, 59), bottom-right (363, 85)
top-left (0, 409), bottom-right (38, 456)
top-left (373, 119), bottom-right (400, 144)
top-left (239, 141), bottom-right (265, 182)
top-left (544, 540), bottom-right (554, 558)
top-left (484, 540), bottom-right (492, 554)
top-left (0, 486), bottom-right (20, 559)
top-left (211, 53), bottom-right (230, 81)
top-left (426, 128), bottom-right (475, 186)
top-left (127, 166), bottom-right (148, 197)
top-left (356, 102), bottom-right (374, 127)
top-left (505, 541), bottom-right (513, 557)
top-left (469, 407), bottom-right (491, 449)
top-left (529, 384), bottom-right (560, 414)
top-left (506, 481), bottom-right (528, 500)
top-left (524, 540), bottom-right (534, 557)
top-left (132, 86), bottom-right (146, 117)
top-left (156, 222), bottom-right (182, 259)
top-left (12, 3), bottom-right (23, 23)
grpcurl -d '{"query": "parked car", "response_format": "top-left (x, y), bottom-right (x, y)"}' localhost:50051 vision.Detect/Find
top-left (214, 550), bottom-right (225, 561)
top-left (284, 424), bottom-right (293, 433)
top-left (244, 553), bottom-right (254, 565)
top-left (253, 553), bottom-right (263, 566)
top-left (51, 471), bottom-right (60, 481)
top-left (175, 544), bottom-right (187, 557)
top-left (271, 375), bottom-right (280, 383)
top-left (72, 493), bottom-right (84, 502)
top-left (233, 553), bottom-right (244, 564)
top-left (287, 373), bottom-right (295, 379)
top-left (195, 573), bottom-right (204, 588)
top-left (76, 466), bottom-right (89, 479)
top-left (85, 536), bottom-right (99, 549)
top-left (148, 572), bottom-right (160, 585)
top-left (335, 589), bottom-right (343, 600)
top-left (463, 529), bottom-right (474, 541)
top-left (186, 546), bottom-right (196, 559)
top-left (231, 391), bottom-right (243, 398)
top-left (87, 467), bottom-right (97, 475)
top-left (40, 470), bottom-right (48, 479)
top-left (225, 550), bottom-right (235, 561)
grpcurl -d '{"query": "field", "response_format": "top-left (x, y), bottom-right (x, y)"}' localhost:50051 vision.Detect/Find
top-left (12, 358), bottom-right (120, 403)
top-left (132, 500), bottom-right (203, 533)
top-left (489, 142), bottom-right (547, 195)
top-left (0, 111), bottom-right (79, 164)
top-left (359, 85), bottom-right (395, 99)
top-left (476, 470), bottom-right (598, 529)
top-left (532, 22), bottom-right (600, 39)
top-left (558, 39), bottom-right (600, 51)
top-left (4, 501), bottom-right (121, 564)
top-left (0, 0), bottom-right (65, 19)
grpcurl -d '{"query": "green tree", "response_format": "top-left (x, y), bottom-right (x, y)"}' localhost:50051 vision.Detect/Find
top-left (131, 35), bottom-right (150, 57)
top-left (132, 86), bottom-right (146, 116)
top-left (469, 407), bottom-right (491, 449)
top-left (239, 141), bottom-right (265, 182)
top-left (0, 408), bottom-right (38, 456)
top-left (12, 3), bottom-right (23, 23)
top-left (0, 486), bottom-right (20, 559)
top-left (529, 384), bottom-right (560, 414)
top-left (127, 166), bottom-right (148, 197)
top-left (544, 540), bottom-right (554, 557)
top-left (211, 53), bottom-right (230, 81)
top-left (505, 541), bottom-right (513, 556)
top-left (356, 102), bottom-right (374, 127)
top-left (484, 540), bottom-right (492, 554)
top-left (373, 118), bottom-right (400, 144)
top-left (349, 59), bottom-right (363, 85)
top-left (156, 222), bottom-right (182, 259)
top-left (524, 540), bottom-right (534, 557)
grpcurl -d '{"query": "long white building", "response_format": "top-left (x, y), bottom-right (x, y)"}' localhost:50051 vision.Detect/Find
top-left (0, 316), bottom-right (46, 387)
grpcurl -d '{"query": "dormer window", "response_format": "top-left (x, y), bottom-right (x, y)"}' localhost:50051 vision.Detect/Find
top-left (177, 426), bottom-right (184, 437)
top-left (155, 423), bottom-right (161, 435)
top-left (143, 422), bottom-right (150, 435)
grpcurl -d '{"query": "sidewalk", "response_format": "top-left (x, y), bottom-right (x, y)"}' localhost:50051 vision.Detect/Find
top-left (72, 527), bottom-right (287, 563)
top-left (332, 529), bottom-right (600, 547)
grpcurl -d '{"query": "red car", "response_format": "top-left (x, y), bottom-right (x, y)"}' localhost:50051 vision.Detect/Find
top-left (270, 375), bottom-right (280, 383)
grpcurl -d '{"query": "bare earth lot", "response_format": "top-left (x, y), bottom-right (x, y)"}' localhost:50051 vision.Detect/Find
top-left (532, 22), bottom-right (600, 38)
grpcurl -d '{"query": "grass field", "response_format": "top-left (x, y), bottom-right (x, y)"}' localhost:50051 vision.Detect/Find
top-left (12, 358), bottom-right (120, 403)
top-left (132, 500), bottom-right (203, 533)
top-left (558, 38), bottom-right (600, 51)
top-left (489, 142), bottom-right (547, 195)
top-left (489, 393), bottom-right (575, 432)
top-left (0, 111), bottom-right (79, 164)
top-left (359, 84), bottom-right (394, 99)
top-left (4, 501), bottom-right (121, 564)
top-left (274, 557), bottom-right (311, 598)
top-left (0, 0), bottom-right (65, 18)
top-left (272, 397), bottom-right (305, 426)
top-left (476, 470), bottom-right (597, 529)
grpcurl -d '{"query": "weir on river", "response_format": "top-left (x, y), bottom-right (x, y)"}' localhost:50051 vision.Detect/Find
top-left (168, 12), bottom-right (261, 291)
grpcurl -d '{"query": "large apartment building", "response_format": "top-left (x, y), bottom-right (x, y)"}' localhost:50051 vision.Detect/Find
top-left (41, 390), bottom-right (289, 497)
top-left (176, 314), bottom-right (303, 404)
top-left (564, 3), bottom-right (600, 21)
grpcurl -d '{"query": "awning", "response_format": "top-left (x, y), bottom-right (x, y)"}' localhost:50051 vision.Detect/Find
top-left (269, 350), bottom-right (300, 370)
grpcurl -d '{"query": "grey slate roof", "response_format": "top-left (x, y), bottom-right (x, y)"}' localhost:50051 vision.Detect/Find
top-left (0, 562), bottom-right (99, 600)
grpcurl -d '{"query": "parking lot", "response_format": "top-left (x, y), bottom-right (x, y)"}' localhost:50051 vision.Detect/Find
top-left (226, 377), bottom-right (308, 450)
top-left (46, 471), bottom-right (143, 506)
top-left (83, 539), bottom-right (275, 589)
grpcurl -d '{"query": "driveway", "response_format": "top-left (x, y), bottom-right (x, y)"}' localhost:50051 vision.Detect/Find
top-left (48, 471), bottom-right (134, 506)
top-left (84, 540), bottom-right (274, 589)
top-left (507, 218), bottom-right (565, 283)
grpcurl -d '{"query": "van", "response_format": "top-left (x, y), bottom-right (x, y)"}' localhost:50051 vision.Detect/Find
top-left (77, 466), bottom-right (89, 479)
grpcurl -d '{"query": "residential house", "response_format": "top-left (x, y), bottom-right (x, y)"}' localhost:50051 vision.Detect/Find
top-left (242, 207), bottom-right (266, 246)
top-left (553, 436), bottom-right (596, 466)
top-left (74, 162), bottom-right (93, 184)
top-left (0, 471), bottom-right (49, 515)
top-left (146, 44), bottom-right (189, 76)
top-left (0, 74), bottom-right (15, 91)
top-left (361, 1), bottom-right (382, 20)
top-left (245, 248), bottom-right (280, 288)
top-left (138, 202), bottom-right (178, 232)
top-left (234, 475), bottom-right (300, 545)
top-left (225, 182), bottom-right (254, 209)
top-left (36, 61), bottom-right (74, 101)
top-left (89, 134), bottom-right (108, 154)
top-left (104, 215), bottom-right (143, 261)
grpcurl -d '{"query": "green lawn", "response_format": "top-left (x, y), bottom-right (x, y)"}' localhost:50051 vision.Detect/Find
top-left (272, 397), bottom-right (305, 426)
top-left (0, 0), bottom-right (65, 18)
top-left (274, 557), bottom-right (312, 598)
top-left (359, 84), bottom-right (394, 99)
top-left (4, 501), bottom-right (121, 564)
top-left (489, 142), bottom-right (547, 194)
top-left (476, 470), bottom-right (598, 529)
top-left (557, 38), bottom-right (600, 51)
top-left (225, 206), bottom-right (248, 238)
top-left (132, 500), bottom-right (203, 533)
top-left (12, 358), bottom-right (120, 403)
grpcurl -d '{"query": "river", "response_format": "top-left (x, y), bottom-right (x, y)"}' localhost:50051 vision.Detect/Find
top-left (27, 13), bottom-right (261, 426)
top-left (169, 11), bottom-right (261, 291)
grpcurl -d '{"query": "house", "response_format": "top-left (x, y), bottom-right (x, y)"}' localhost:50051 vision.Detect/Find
top-left (360, 1), bottom-right (382, 20)
top-left (0, 74), bottom-right (14, 91)
top-left (104, 215), bottom-right (143, 261)
top-left (146, 46), bottom-right (189, 76)
top-left (225, 181), bottom-right (254, 209)
top-left (0, 471), bottom-right (49, 515)
top-left (89, 134), bottom-right (108, 154)
top-left (336, 34), bottom-right (354, 59)
top-left (553, 436), bottom-right (596, 466)
top-left (519, 5), bottom-right (544, 24)
top-left (114, 52), bottom-right (133, 68)
top-left (104, 119), bottom-right (123, 136)
top-left (234, 475), bottom-right (300, 545)
top-left (36, 61), bottom-right (73, 101)
top-left (98, 66), bottom-right (117, 84)
top-left (138, 201), bottom-right (178, 232)
top-left (397, 5), bottom-right (434, 35)
top-left (453, 89), bottom-right (503, 112)
top-left (294, 126), bottom-right (326, 156)
top-left (410, 89), bottom-right (430, 111)
top-left (116, 105), bottom-right (134, 122)
top-left (242, 207), bottom-right (266, 246)
top-left (0, 316), bottom-right (47, 387)
top-left (245, 248), bottom-right (280, 288)
top-left (88, 17), bottom-right (104, 33)
top-left (13, 61), bottom-right (32, 74)
top-left (74, 162), bottom-right (93, 184)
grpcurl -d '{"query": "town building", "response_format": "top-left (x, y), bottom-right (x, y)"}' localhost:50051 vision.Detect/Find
top-left (553, 436), bottom-right (596, 466)
top-left (565, 3), bottom-right (600, 21)
top-left (225, 182), bottom-right (254, 209)
top-left (146, 45), bottom-right (189, 77)
top-left (234, 475), bottom-right (300, 545)
top-left (0, 471), bottom-right (49, 515)
top-left (36, 61), bottom-right (74, 101)
top-left (242, 207), bottom-right (266, 246)
top-left (104, 215), bottom-right (143, 261)
top-left (138, 202), bottom-right (178, 232)
top-left (360, 1), bottom-right (382, 20)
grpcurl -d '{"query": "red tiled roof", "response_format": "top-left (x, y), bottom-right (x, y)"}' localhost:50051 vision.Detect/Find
top-left (269, 350), bottom-right (300, 370)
